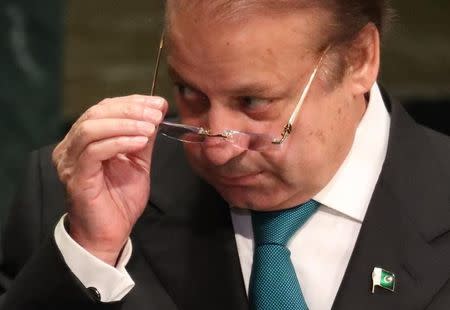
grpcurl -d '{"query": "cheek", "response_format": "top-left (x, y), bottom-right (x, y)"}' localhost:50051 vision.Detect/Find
top-left (182, 139), bottom-right (318, 209)
top-left (250, 150), bottom-right (304, 192)
top-left (271, 126), bottom-right (331, 190)
top-left (183, 144), bottom-right (203, 171)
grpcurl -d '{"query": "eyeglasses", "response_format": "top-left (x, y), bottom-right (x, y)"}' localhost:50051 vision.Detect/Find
top-left (151, 31), bottom-right (329, 151)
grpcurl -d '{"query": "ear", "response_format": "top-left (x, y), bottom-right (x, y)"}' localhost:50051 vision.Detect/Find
top-left (344, 23), bottom-right (380, 96)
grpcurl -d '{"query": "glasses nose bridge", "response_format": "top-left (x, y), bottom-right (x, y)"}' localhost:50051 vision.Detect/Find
top-left (204, 100), bottom-right (241, 134)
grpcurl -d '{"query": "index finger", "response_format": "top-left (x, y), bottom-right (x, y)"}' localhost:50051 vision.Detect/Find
top-left (74, 95), bottom-right (168, 127)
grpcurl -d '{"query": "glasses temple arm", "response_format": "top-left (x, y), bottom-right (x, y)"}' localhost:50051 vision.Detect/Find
top-left (151, 32), bottom-right (165, 96)
top-left (273, 46), bottom-right (330, 145)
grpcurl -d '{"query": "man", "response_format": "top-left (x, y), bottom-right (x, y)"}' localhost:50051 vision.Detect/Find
top-left (1, 0), bottom-right (449, 309)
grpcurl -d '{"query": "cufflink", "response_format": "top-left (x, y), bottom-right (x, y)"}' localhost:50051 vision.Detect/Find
top-left (87, 287), bottom-right (101, 302)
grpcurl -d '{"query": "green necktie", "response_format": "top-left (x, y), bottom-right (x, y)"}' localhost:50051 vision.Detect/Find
top-left (249, 200), bottom-right (319, 310)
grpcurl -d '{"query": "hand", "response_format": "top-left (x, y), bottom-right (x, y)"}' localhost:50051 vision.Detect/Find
top-left (53, 95), bottom-right (168, 265)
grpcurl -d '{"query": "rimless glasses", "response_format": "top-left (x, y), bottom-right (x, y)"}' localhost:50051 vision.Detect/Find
top-left (151, 32), bottom-right (329, 152)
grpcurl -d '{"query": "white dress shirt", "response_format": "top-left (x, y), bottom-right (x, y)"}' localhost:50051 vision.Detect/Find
top-left (55, 83), bottom-right (391, 307)
top-left (231, 82), bottom-right (390, 310)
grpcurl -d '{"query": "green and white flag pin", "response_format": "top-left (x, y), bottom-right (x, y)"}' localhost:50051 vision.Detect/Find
top-left (372, 267), bottom-right (396, 293)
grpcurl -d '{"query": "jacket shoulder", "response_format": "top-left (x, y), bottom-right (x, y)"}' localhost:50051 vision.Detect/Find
top-left (422, 126), bottom-right (450, 166)
top-left (1, 144), bottom-right (65, 276)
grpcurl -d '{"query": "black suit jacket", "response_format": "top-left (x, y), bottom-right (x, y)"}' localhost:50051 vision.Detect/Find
top-left (0, 93), bottom-right (449, 309)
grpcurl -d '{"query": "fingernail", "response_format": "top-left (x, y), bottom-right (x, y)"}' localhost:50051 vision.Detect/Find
top-left (143, 108), bottom-right (156, 121)
top-left (138, 121), bottom-right (155, 134)
top-left (144, 108), bottom-right (163, 122)
top-left (148, 97), bottom-right (165, 108)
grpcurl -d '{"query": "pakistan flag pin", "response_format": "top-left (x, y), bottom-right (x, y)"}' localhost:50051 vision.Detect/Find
top-left (372, 267), bottom-right (396, 293)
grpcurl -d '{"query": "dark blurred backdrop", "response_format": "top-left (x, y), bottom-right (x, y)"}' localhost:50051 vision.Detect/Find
top-left (0, 0), bottom-right (449, 218)
top-left (0, 0), bottom-right (64, 218)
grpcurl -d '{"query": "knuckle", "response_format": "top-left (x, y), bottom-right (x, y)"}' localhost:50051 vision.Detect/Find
top-left (52, 145), bottom-right (62, 165)
top-left (76, 121), bottom-right (91, 138)
top-left (53, 144), bottom-right (68, 169)
top-left (65, 140), bottom-right (77, 157)
top-left (84, 143), bottom-right (98, 157)
top-left (54, 154), bottom-right (73, 184)
top-left (130, 94), bottom-right (142, 101)
top-left (99, 98), bottom-right (112, 106)
top-left (123, 104), bottom-right (137, 118)
top-left (66, 178), bottom-right (79, 195)
top-left (59, 167), bottom-right (73, 184)
top-left (84, 106), bottom-right (98, 119)
top-left (123, 119), bottom-right (137, 131)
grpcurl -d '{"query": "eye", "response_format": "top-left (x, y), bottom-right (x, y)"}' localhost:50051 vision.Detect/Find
top-left (239, 96), bottom-right (273, 111)
top-left (174, 83), bottom-right (209, 114)
top-left (174, 83), bottom-right (209, 106)
top-left (175, 84), bottom-right (202, 101)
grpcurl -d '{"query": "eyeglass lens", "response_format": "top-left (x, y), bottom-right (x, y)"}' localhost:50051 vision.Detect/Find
top-left (158, 122), bottom-right (279, 151)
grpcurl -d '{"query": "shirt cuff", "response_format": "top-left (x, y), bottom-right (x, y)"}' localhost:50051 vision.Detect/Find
top-left (54, 214), bottom-right (135, 302)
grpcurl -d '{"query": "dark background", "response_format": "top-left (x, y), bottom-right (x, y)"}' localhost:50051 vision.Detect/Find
top-left (0, 0), bottom-right (64, 218)
top-left (0, 0), bottom-right (449, 218)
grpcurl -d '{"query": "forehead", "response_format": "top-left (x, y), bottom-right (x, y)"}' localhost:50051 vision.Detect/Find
top-left (165, 4), bottom-right (326, 59)
top-left (163, 2), bottom-right (330, 95)
top-left (166, 15), bottom-right (308, 88)
top-left (164, 1), bottom-right (330, 58)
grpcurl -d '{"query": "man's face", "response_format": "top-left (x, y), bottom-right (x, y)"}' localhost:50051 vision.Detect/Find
top-left (166, 5), bottom-right (365, 211)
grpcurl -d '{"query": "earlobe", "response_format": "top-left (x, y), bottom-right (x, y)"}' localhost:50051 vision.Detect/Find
top-left (347, 23), bottom-right (381, 96)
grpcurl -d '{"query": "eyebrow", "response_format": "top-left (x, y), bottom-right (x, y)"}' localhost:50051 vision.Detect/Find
top-left (167, 64), bottom-right (278, 98)
top-left (167, 65), bottom-right (198, 89)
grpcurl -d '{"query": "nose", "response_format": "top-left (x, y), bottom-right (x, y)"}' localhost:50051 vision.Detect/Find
top-left (201, 103), bottom-right (246, 166)
top-left (201, 137), bottom-right (246, 166)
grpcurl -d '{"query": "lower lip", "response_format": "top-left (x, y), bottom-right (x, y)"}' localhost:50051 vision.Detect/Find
top-left (218, 172), bottom-right (262, 186)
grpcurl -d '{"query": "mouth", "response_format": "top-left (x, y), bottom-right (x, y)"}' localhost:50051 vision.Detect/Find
top-left (216, 172), bottom-right (263, 186)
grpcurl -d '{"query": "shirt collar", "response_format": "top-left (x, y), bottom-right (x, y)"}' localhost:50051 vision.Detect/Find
top-left (313, 83), bottom-right (391, 222)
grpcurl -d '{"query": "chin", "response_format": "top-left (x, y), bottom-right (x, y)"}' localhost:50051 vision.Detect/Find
top-left (214, 184), bottom-right (284, 211)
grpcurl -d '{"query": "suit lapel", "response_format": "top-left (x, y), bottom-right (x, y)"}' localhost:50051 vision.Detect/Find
top-left (130, 139), bottom-right (248, 310)
top-left (332, 98), bottom-right (450, 309)
top-left (125, 94), bottom-right (449, 309)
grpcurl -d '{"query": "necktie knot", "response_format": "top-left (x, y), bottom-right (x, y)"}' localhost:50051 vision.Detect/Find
top-left (251, 200), bottom-right (319, 247)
